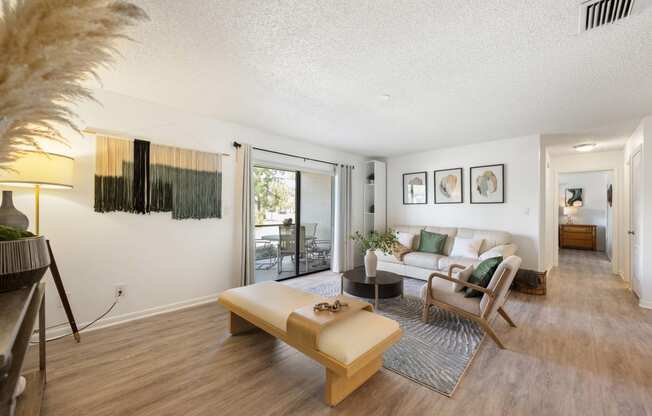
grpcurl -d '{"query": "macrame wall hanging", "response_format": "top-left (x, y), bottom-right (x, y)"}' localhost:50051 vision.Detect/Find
top-left (94, 135), bottom-right (222, 219)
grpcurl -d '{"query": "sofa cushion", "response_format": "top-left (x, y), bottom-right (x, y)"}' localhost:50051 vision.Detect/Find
top-left (420, 277), bottom-right (481, 315)
top-left (453, 265), bottom-right (475, 292)
top-left (438, 256), bottom-right (482, 271)
top-left (479, 243), bottom-right (518, 261)
top-left (450, 237), bottom-right (484, 259)
top-left (424, 226), bottom-right (458, 255)
top-left (393, 225), bottom-right (426, 250)
top-left (318, 310), bottom-right (400, 365)
top-left (417, 230), bottom-right (447, 254)
top-left (377, 250), bottom-right (403, 264)
top-left (457, 228), bottom-right (512, 255)
top-left (403, 252), bottom-right (443, 269)
top-left (396, 231), bottom-right (416, 249)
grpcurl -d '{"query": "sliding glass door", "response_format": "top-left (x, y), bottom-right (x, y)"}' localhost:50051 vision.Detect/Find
top-left (253, 166), bottom-right (333, 282)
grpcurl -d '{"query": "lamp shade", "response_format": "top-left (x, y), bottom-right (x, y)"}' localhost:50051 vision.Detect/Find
top-left (0, 151), bottom-right (74, 189)
top-left (563, 206), bottom-right (578, 216)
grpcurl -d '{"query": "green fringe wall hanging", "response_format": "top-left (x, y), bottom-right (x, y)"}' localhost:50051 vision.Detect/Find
top-left (95, 135), bottom-right (222, 219)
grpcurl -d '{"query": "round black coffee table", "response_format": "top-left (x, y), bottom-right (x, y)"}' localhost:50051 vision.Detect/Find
top-left (340, 267), bottom-right (404, 310)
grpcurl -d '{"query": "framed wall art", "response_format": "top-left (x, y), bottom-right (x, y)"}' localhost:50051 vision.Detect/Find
top-left (403, 171), bottom-right (428, 204)
top-left (434, 168), bottom-right (463, 204)
top-left (470, 164), bottom-right (504, 204)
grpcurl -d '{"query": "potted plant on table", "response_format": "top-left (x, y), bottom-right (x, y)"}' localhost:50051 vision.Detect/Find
top-left (350, 230), bottom-right (397, 277)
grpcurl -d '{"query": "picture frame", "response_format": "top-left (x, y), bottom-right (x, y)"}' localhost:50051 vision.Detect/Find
top-left (403, 171), bottom-right (428, 204)
top-left (434, 168), bottom-right (463, 204)
top-left (470, 164), bottom-right (505, 204)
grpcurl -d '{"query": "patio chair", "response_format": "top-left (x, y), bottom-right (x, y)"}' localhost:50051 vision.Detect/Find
top-left (421, 256), bottom-right (522, 349)
top-left (278, 225), bottom-right (306, 273)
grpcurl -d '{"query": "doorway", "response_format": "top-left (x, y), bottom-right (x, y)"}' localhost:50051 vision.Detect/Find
top-left (556, 170), bottom-right (616, 263)
top-left (629, 147), bottom-right (642, 297)
top-left (252, 166), bottom-right (333, 282)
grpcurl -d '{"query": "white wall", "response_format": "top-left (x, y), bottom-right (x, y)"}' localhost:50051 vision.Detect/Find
top-left (545, 150), bottom-right (624, 275)
top-left (5, 89), bottom-right (367, 335)
top-left (623, 116), bottom-right (652, 309)
top-left (387, 134), bottom-right (543, 271)
top-left (558, 171), bottom-right (609, 252)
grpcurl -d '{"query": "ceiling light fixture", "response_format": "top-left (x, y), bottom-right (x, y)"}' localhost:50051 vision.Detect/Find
top-left (379, 94), bottom-right (391, 101)
top-left (573, 143), bottom-right (597, 152)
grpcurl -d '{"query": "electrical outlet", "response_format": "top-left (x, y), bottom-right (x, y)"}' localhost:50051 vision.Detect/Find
top-left (115, 285), bottom-right (127, 300)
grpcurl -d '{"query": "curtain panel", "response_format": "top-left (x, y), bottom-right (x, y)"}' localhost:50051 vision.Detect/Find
top-left (235, 143), bottom-right (255, 286)
top-left (332, 164), bottom-right (355, 272)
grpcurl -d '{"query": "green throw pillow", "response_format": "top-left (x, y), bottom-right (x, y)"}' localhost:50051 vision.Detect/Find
top-left (464, 256), bottom-right (503, 298)
top-left (417, 230), bottom-right (447, 254)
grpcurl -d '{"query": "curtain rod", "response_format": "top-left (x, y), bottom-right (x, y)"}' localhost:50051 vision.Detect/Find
top-left (83, 127), bottom-right (231, 156)
top-left (232, 141), bottom-right (353, 169)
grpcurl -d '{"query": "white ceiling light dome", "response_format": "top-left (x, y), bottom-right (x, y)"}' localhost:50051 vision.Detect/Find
top-left (573, 143), bottom-right (598, 152)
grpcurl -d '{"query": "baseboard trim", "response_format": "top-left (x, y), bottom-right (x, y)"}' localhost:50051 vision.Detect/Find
top-left (639, 299), bottom-right (652, 310)
top-left (41, 293), bottom-right (219, 340)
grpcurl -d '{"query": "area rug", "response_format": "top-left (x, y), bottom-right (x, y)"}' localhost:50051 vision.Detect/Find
top-left (284, 274), bottom-right (485, 397)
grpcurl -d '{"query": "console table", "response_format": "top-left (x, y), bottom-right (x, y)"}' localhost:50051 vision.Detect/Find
top-left (559, 224), bottom-right (597, 251)
top-left (0, 283), bottom-right (46, 416)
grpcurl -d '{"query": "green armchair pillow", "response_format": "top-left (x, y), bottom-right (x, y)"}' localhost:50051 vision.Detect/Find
top-left (464, 256), bottom-right (503, 298)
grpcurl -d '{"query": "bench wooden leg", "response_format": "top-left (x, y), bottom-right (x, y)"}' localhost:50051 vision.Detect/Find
top-left (229, 312), bottom-right (259, 335)
top-left (324, 356), bottom-right (382, 406)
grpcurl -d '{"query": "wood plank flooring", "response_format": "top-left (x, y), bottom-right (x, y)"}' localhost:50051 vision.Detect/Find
top-left (23, 250), bottom-right (652, 416)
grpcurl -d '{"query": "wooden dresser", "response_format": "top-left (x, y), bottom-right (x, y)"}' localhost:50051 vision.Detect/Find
top-left (559, 224), bottom-right (597, 251)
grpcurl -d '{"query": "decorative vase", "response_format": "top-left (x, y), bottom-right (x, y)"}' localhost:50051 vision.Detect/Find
top-left (0, 236), bottom-right (50, 292)
top-left (364, 249), bottom-right (378, 278)
top-left (0, 191), bottom-right (29, 231)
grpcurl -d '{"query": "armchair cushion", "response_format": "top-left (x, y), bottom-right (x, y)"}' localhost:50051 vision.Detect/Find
top-left (453, 265), bottom-right (474, 292)
top-left (481, 256), bottom-right (522, 317)
top-left (420, 278), bottom-right (481, 315)
top-left (464, 256), bottom-right (503, 298)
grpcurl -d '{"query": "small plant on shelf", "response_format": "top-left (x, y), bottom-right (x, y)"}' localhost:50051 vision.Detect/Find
top-left (349, 230), bottom-right (397, 255)
top-left (367, 173), bottom-right (375, 184)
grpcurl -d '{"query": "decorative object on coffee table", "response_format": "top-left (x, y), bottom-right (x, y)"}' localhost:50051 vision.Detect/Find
top-left (350, 230), bottom-right (397, 278)
top-left (0, 191), bottom-right (28, 230)
top-left (341, 267), bottom-right (404, 310)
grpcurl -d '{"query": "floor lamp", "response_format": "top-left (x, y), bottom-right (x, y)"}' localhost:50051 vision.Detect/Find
top-left (0, 150), bottom-right (81, 342)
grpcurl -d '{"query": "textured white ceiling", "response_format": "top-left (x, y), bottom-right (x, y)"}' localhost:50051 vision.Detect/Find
top-left (543, 118), bottom-right (639, 156)
top-left (97, 0), bottom-right (652, 156)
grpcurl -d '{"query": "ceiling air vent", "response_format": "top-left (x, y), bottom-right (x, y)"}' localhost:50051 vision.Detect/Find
top-left (580, 0), bottom-right (635, 32)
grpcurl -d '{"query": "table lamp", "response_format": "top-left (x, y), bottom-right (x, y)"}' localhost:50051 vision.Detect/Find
top-left (0, 150), bottom-right (74, 234)
top-left (563, 206), bottom-right (578, 224)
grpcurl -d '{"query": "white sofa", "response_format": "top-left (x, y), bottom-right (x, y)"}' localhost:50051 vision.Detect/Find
top-left (377, 225), bottom-right (517, 280)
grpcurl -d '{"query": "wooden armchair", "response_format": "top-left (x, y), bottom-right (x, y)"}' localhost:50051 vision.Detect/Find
top-left (421, 256), bottom-right (522, 349)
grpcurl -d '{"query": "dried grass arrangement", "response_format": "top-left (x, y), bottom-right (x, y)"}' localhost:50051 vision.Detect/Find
top-left (0, 0), bottom-right (148, 166)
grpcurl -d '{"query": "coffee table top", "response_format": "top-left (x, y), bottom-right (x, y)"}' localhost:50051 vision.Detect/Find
top-left (342, 267), bottom-right (403, 285)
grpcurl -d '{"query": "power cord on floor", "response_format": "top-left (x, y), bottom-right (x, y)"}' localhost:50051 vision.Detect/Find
top-left (30, 300), bottom-right (118, 344)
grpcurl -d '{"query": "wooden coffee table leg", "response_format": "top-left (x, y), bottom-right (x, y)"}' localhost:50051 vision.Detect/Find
top-left (375, 284), bottom-right (379, 310)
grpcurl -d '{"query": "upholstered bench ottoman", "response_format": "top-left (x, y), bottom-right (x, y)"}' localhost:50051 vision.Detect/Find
top-left (218, 281), bottom-right (402, 406)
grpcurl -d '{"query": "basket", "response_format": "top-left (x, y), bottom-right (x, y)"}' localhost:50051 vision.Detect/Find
top-left (0, 236), bottom-right (51, 292)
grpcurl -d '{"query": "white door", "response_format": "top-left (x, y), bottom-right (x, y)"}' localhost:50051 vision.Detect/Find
top-left (630, 149), bottom-right (643, 297)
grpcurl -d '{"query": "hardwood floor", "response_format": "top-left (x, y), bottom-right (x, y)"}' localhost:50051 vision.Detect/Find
top-left (25, 250), bottom-right (652, 416)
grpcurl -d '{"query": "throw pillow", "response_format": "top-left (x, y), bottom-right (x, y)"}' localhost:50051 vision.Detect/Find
top-left (464, 256), bottom-right (503, 298)
top-left (417, 230), bottom-right (447, 254)
top-left (392, 243), bottom-right (412, 261)
top-left (479, 244), bottom-right (518, 261)
top-left (450, 237), bottom-right (484, 259)
top-left (396, 231), bottom-right (416, 249)
top-left (453, 265), bottom-right (474, 292)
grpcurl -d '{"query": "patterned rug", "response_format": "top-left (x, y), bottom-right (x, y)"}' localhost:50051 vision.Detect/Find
top-left (284, 273), bottom-right (485, 397)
